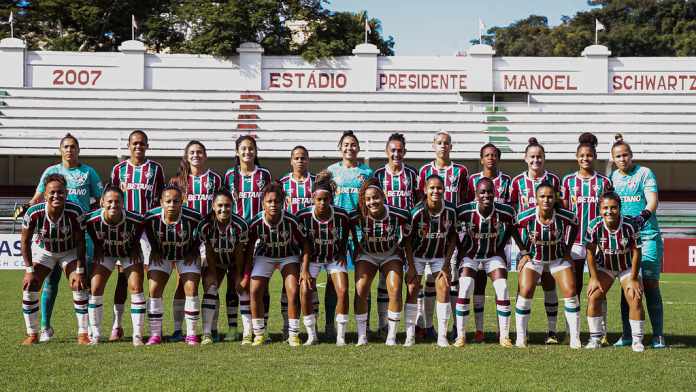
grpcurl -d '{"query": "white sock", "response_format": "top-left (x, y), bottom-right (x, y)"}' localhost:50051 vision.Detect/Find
top-left (456, 276), bottom-right (475, 340)
top-left (544, 289), bottom-right (558, 333)
top-left (473, 294), bottom-right (485, 332)
top-left (404, 303), bottom-right (418, 339)
top-left (73, 290), bottom-right (89, 334)
top-left (303, 314), bottom-right (317, 340)
top-left (356, 313), bottom-right (368, 340)
top-left (147, 297), bottom-right (164, 337)
top-left (493, 279), bottom-right (511, 339)
top-left (202, 286), bottom-right (218, 335)
top-left (184, 296), bottom-right (200, 337)
top-left (112, 303), bottom-right (125, 329)
top-left (130, 292), bottom-right (146, 339)
top-left (436, 302), bottom-right (451, 340)
top-left (423, 275), bottom-right (436, 328)
top-left (564, 296), bottom-right (581, 343)
top-left (288, 318), bottom-right (300, 338)
top-left (88, 295), bottom-right (104, 338)
top-left (335, 314), bottom-right (348, 342)
top-left (387, 310), bottom-right (400, 341)
top-left (629, 319), bottom-right (644, 343)
top-left (515, 296), bottom-right (532, 343)
top-left (587, 315), bottom-right (603, 341)
top-left (239, 292), bottom-right (252, 337)
top-left (377, 273), bottom-right (389, 330)
top-left (172, 298), bottom-right (185, 332)
top-left (22, 291), bottom-right (40, 335)
top-left (252, 318), bottom-right (265, 337)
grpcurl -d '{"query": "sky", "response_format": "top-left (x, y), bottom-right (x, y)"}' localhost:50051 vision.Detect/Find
top-left (327, 0), bottom-right (598, 55)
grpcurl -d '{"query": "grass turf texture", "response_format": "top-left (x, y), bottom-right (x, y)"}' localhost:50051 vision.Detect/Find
top-left (2, 271), bottom-right (696, 391)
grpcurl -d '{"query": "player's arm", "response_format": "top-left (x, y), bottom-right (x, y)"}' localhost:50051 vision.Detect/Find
top-left (71, 227), bottom-right (87, 290)
top-left (403, 232), bottom-right (417, 284)
top-left (585, 242), bottom-right (602, 298)
top-left (625, 232), bottom-right (643, 301)
top-left (511, 225), bottom-right (530, 270)
top-left (560, 182), bottom-right (570, 210)
top-left (299, 238), bottom-right (313, 292)
top-left (241, 232), bottom-right (258, 290)
top-left (564, 222), bottom-right (579, 261)
top-left (85, 224), bottom-right (104, 264)
top-left (20, 220), bottom-right (37, 290)
top-left (336, 218), bottom-right (349, 267)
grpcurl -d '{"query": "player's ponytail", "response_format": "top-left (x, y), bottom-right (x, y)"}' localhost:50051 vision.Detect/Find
top-left (611, 133), bottom-right (632, 155)
top-left (525, 137), bottom-right (545, 155)
top-left (577, 132), bottom-right (598, 156)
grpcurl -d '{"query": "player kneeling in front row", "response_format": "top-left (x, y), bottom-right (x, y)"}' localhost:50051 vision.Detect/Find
top-left (455, 178), bottom-right (519, 348)
top-left (197, 190), bottom-right (249, 345)
top-left (297, 172), bottom-right (351, 346)
top-left (85, 184), bottom-right (146, 345)
top-left (584, 191), bottom-right (645, 352)
top-left (404, 174), bottom-right (457, 347)
top-left (352, 179), bottom-right (411, 346)
top-left (515, 182), bottom-right (582, 349)
top-left (144, 183), bottom-right (202, 345)
top-left (21, 174), bottom-right (89, 345)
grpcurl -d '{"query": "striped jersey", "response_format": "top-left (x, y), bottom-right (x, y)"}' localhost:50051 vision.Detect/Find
top-left (584, 216), bottom-right (641, 272)
top-left (224, 166), bottom-right (272, 221)
top-left (410, 201), bottom-right (458, 259)
top-left (351, 206), bottom-right (411, 255)
top-left (84, 209), bottom-right (144, 258)
top-left (457, 202), bottom-right (516, 259)
top-left (143, 207), bottom-right (201, 261)
top-left (196, 214), bottom-right (249, 266)
top-left (280, 173), bottom-right (316, 214)
top-left (185, 169), bottom-right (222, 216)
top-left (516, 207), bottom-right (578, 263)
top-left (374, 164), bottom-right (419, 210)
top-left (417, 161), bottom-right (468, 206)
top-left (111, 160), bottom-right (165, 215)
top-left (22, 202), bottom-right (84, 253)
top-left (465, 171), bottom-right (512, 204)
top-left (561, 172), bottom-right (612, 245)
top-left (510, 171), bottom-right (561, 212)
top-left (248, 211), bottom-right (302, 259)
top-left (296, 206), bottom-right (350, 264)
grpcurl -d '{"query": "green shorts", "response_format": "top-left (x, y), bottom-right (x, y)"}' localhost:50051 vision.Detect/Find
top-left (640, 236), bottom-right (663, 281)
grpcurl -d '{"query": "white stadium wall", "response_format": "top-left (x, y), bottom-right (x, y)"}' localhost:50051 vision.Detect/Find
top-left (1, 38), bottom-right (695, 190)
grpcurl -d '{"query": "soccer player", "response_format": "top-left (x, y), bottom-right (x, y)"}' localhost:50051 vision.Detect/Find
top-left (514, 182), bottom-right (581, 349)
top-left (296, 172), bottom-right (351, 346)
top-left (21, 174), bottom-right (88, 345)
top-left (584, 191), bottom-right (645, 352)
top-left (610, 133), bottom-right (666, 349)
top-left (463, 143), bottom-right (512, 343)
top-left (196, 190), bottom-right (248, 345)
top-left (510, 137), bottom-right (563, 344)
top-left (224, 135), bottom-right (273, 341)
top-left (561, 132), bottom-right (612, 342)
top-left (173, 141), bottom-right (224, 341)
top-left (29, 133), bottom-right (103, 343)
top-left (244, 181), bottom-right (305, 346)
top-left (280, 145), bottom-right (317, 337)
top-left (417, 131), bottom-right (468, 340)
top-left (84, 184), bottom-right (146, 345)
top-left (456, 177), bottom-right (518, 348)
top-left (351, 178), bottom-right (411, 346)
top-left (110, 130), bottom-right (164, 342)
top-left (404, 174), bottom-right (457, 347)
top-left (142, 183), bottom-right (202, 345)
top-left (326, 130), bottom-right (373, 336)
top-left (374, 133), bottom-right (419, 336)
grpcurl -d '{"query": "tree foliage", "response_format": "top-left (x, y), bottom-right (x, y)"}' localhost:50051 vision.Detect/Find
top-left (476, 0), bottom-right (696, 56)
top-left (0, 0), bottom-right (394, 60)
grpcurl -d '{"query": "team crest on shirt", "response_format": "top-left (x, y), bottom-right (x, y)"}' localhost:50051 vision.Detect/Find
top-left (571, 195), bottom-right (577, 204)
top-left (257, 178), bottom-right (265, 189)
top-left (593, 184), bottom-right (600, 192)
top-left (418, 222), bottom-right (428, 237)
top-left (206, 179), bottom-right (214, 190)
top-left (70, 171), bottom-right (88, 186)
top-left (59, 225), bottom-right (70, 234)
top-left (145, 170), bottom-right (153, 180)
top-left (448, 175), bottom-right (455, 184)
top-left (178, 229), bottom-right (187, 239)
top-left (95, 232), bottom-right (104, 240)
top-left (280, 230), bottom-right (289, 240)
top-left (497, 186), bottom-right (504, 195)
top-left (358, 174), bottom-right (366, 182)
top-left (308, 228), bottom-right (315, 237)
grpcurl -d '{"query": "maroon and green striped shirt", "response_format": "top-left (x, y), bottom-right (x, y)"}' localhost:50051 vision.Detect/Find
top-left (143, 207), bottom-right (201, 261)
top-left (374, 164), bottom-right (419, 210)
top-left (417, 161), bottom-right (468, 206)
top-left (561, 172), bottom-right (612, 245)
top-left (196, 214), bottom-right (248, 266)
top-left (465, 171), bottom-right (512, 204)
top-left (510, 171), bottom-right (561, 212)
top-left (111, 160), bottom-right (165, 215)
top-left (410, 201), bottom-right (458, 259)
top-left (84, 208), bottom-right (144, 258)
top-left (516, 207), bottom-right (577, 263)
top-left (584, 216), bottom-right (641, 272)
top-left (248, 211), bottom-right (303, 259)
top-left (351, 206), bottom-right (411, 255)
top-left (22, 202), bottom-right (84, 253)
top-left (457, 202), bottom-right (516, 259)
top-left (185, 169), bottom-right (222, 217)
top-left (224, 166), bottom-right (272, 221)
top-left (280, 173), bottom-right (316, 215)
top-left (297, 206), bottom-right (350, 264)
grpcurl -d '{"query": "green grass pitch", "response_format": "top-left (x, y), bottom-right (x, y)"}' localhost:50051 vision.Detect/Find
top-left (1, 271), bottom-right (695, 391)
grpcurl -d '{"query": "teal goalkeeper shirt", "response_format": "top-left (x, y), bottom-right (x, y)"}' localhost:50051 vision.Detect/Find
top-left (326, 161), bottom-right (373, 213)
top-left (610, 164), bottom-right (660, 240)
top-left (36, 163), bottom-right (104, 212)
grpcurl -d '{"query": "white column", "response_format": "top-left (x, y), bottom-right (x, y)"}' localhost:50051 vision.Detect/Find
top-left (466, 44), bottom-right (495, 91)
top-left (581, 45), bottom-right (611, 93)
top-left (351, 43), bottom-right (380, 92)
top-left (118, 40), bottom-right (146, 89)
top-left (0, 38), bottom-right (26, 88)
top-left (237, 42), bottom-right (264, 90)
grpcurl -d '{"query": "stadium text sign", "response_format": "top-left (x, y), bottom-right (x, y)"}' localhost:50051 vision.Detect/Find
top-left (500, 73), bottom-right (578, 91)
top-left (378, 72), bottom-right (468, 91)
top-left (265, 71), bottom-right (349, 90)
top-left (0, 234), bottom-right (22, 270)
top-left (663, 238), bottom-right (696, 273)
top-left (611, 73), bottom-right (696, 92)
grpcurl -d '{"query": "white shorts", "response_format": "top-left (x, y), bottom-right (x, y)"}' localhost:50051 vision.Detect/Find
top-left (308, 261), bottom-right (347, 278)
top-left (598, 267), bottom-right (638, 282)
top-left (198, 242), bottom-right (207, 266)
top-left (33, 247), bottom-right (77, 271)
top-left (251, 255), bottom-right (299, 278)
top-left (357, 251), bottom-right (402, 268)
top-left (571, 243), bottom-right (586, 260)
top-left (100, 256), bottom-right (136, 272)
top-left (413, 257), bottom-right (444, 275)
top-left (523, 258), bottom-right (572, 275)
top-left (148, 260), bottom-right (201, 275)
top-left (461, 256), bottom-right (507, 274)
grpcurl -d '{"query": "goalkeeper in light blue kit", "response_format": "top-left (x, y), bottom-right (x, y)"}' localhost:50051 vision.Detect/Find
top-left (609, 133), bottom-right (666, 349)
